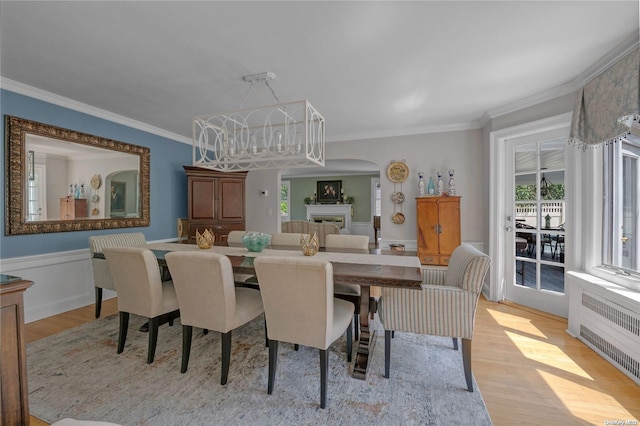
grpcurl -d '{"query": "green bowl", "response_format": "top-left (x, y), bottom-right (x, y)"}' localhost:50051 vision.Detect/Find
top-left (242, 233), bottom-right (271, 252)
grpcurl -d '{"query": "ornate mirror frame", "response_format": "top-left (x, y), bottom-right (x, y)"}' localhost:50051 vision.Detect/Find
top-left (4, 115), bottom-right (150, 235)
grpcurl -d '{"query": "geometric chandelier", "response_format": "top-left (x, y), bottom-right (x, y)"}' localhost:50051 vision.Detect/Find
top-left (192, 72), bottom-right (325, 172)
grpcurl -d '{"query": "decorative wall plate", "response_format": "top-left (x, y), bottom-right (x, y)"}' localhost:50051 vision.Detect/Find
top-left (391, 191), bottom-right (405, 204)
top-left (387, 161), bottom-right (409, 183)
top-left (91, 194), bottom-right (100, 203)
top-left (90, 174), bottom-right (101, 190)
top-left (392, 212), bottom-right (405, 224)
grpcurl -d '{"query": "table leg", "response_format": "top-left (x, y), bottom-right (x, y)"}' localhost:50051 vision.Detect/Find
top-left (352, 285), bottom-right (375, 380)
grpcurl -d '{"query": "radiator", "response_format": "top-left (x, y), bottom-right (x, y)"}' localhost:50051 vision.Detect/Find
top-left (567, 272), bottom-right (640, 385)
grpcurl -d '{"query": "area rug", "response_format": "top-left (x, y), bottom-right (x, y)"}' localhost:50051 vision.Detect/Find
top-left (27, 314), bottom-right (492, 425)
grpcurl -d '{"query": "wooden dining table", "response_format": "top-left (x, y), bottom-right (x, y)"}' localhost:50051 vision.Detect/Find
top-left (106, 242), bottom-right (424, 380)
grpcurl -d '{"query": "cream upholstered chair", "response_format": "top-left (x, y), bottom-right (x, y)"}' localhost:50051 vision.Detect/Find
top-left (103, 247), bottom-right (180, 364)
top-left (226, 230), bottom-right (248, 246)
top-left (89, 232), bottom-right (147, 318)
top-left (225, 230), bottom-right (257, 284)
top-left (325, 234), bottom-right (369, 340)
top-left (254, 256), bottom-right (354, 409)
top-left (165, 251), bottom-right (264, 385)
top-left (378, 244), bottom-right (491, 391)
top-left (270, 232), bottom-right (305, 248)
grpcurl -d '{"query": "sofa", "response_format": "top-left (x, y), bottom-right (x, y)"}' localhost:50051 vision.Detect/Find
top-left (281, 221), bottom-right (340, 248)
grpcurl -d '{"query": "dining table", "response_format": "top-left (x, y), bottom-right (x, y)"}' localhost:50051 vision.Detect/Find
top-left (101, 241), bottom-right (423, 380)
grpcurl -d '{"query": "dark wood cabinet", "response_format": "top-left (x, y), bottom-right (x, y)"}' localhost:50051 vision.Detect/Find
top-left (184, 166), bottom-right (247, 244)
top-left (1, 277), bottom-right (33, 426)
top-left (416, 196), bottom-right (461, 265)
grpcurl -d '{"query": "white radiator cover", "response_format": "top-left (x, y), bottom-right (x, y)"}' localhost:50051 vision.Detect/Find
top-left (567, 271), bottom-right (640, 385)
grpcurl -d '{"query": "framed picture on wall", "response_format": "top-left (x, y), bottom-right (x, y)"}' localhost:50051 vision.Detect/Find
top-left (110, 181), bottom-right (126, 213)
top-left (317, 180), bottom-right (341, 204)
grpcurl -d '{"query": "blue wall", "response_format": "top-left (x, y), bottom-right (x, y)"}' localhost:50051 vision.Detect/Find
top-left (0, 90), bottom-right (191, 258)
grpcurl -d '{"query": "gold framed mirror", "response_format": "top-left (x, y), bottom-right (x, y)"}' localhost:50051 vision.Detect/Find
top-left (5, 115), bottom-right (150, 235)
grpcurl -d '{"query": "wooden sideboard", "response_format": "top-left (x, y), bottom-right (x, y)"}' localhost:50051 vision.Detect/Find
top-left (0, 276), bottom-right (33, 426)
top-left (184, 166), bottom-right (247, 244)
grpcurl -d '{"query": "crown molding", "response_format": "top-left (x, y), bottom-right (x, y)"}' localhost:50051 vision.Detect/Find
top-left (0, 78), bottom-right (192, 145)
top-left (328, 119), bottom-right (484, 143)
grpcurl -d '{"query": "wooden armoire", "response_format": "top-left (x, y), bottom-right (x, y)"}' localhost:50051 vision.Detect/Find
top-left (184, 166), bottom-right (247, 244)
top-left (416, 196), bottom-right (461, 265)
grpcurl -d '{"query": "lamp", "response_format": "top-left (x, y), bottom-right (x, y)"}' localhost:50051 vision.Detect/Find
top-left (193, 72), bottom-right (325, 172)
top-left (540, 173), bottom-right (552, 197)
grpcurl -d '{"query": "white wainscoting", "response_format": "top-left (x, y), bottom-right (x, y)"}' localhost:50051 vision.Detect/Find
top-left (1, 249), bottom-right (101, 323)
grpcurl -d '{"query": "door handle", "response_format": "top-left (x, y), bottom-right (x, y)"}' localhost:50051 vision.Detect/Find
top-left (506, 226), bottom-right (513, 232)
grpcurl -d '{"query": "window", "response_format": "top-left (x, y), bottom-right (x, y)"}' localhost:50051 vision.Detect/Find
top-left (371, 177), bottom-right (381, 216)
top-left (280, 180), bottom-right (290, 221)
top-left (603, 136), bottom-right (640, 276)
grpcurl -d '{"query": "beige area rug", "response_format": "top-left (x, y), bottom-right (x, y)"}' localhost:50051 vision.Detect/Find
top-left (27, 314), bottom-right (492, 425)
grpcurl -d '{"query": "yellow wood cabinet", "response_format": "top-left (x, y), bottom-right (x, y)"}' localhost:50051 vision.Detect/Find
top-left (184, 166), bottom-right (247, 244)
top-left (60, 197), bottom-right (88, 220)
top-left (416, 196), bottom-right (461, 265)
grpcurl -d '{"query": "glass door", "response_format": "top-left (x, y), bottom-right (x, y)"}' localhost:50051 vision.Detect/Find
top-left (505, 130), bottom-right (567, 316)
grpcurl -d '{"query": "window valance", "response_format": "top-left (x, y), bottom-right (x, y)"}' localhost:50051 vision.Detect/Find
top-left (569, 46), bottom-right (639, 149)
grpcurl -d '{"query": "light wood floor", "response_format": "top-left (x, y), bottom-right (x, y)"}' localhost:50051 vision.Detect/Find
top-left (26, 296), bottom-right (640, 425)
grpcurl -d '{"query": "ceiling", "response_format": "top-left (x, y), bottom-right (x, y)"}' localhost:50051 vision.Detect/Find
top-left (1, 1), bottom-right (638, 154)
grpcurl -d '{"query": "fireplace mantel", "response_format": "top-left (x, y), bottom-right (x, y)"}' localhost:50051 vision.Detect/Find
top-left (305, 204), bottom-right (352, 230)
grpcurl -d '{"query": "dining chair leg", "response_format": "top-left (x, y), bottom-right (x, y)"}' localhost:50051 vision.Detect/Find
top-left (294, 344), bottom-right (299, 351)
top-left (117, 311), bottom-right (129, 354)
top-left (267, 339), bottom-right (278, 395)
top-left (346, 319), bottom-right (352, 363)
top-left (221, 331), bottom-right (232, 385)
top-left (181, 325), bottom-right (193, 373)
top-left (264, 317), bottom-right (268, 347)
top-left (203, 329), bottom-right (209, 335)
top-left (462, 338), bottom-right (473, 392)
top-left (147, 316), bottom-right (160, 364)
top-left (320, 348), bottom-right (328, 409)
top-left (452, 337), bottom-right (459, 350)
top-left (95, 287), bottom-right (103, 318)
top-left (384, 329), bottom-right (392, 378)
top-left (354, 314), bottom-right (359, 341)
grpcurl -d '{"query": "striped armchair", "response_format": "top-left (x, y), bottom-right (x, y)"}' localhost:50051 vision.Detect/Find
top-left (378, 244), bottom-right (491, 391)
top-left (88, 232), bottom-right (147, 318)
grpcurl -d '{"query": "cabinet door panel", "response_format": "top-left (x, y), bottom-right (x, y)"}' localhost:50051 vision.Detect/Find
top-left (190, 179), bottom-right (216, 220)
top-left (219, 179), bottom-right (244, 221)
top-left (417, 200), bottom-right (439, 254)
top-left (438, 200), bottom-right (461, 255)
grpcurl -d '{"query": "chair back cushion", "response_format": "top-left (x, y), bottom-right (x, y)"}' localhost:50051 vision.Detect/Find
top-left (281, 221), bottom-right (340, 247)
top-left (444, 244), bottom-right (490, 293)
top-left (325, 234), bottom-right (369, 253)
top-left (103, 247), bottom-right (175, 318)
top-left (165, 251), bottom-right (244, 332)
top-left (254, 256), bottom-right (336, 349)
top-left (226, 230), bottom-right (248, 245)
top-left (270, 232), bottom-right (305, 247)
top-left (89, 233), bottom-right (147, 291)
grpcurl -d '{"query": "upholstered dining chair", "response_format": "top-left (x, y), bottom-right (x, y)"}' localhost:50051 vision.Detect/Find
top-left (226, 230), bottom-right (248, 246)
top-left (270, 232), bottom-right (305, 248)
top-left (225, 230), bottom-right (258, 284)
top-left (378, 244), bottom-right (491, 391)
top-left (103, 247), bottom-right (180, 364)
top-left (325, 234), bottom-right (370, 340)
top-left (88, 232), bottom-right (147, 318)
top-left (165, 251), bottom-right (264, 385)
top-left (253, 256), bottom-right (354, 409)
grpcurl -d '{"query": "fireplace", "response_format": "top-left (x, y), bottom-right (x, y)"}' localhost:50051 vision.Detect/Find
top-left (305, 204), bottom-right (352, 230)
